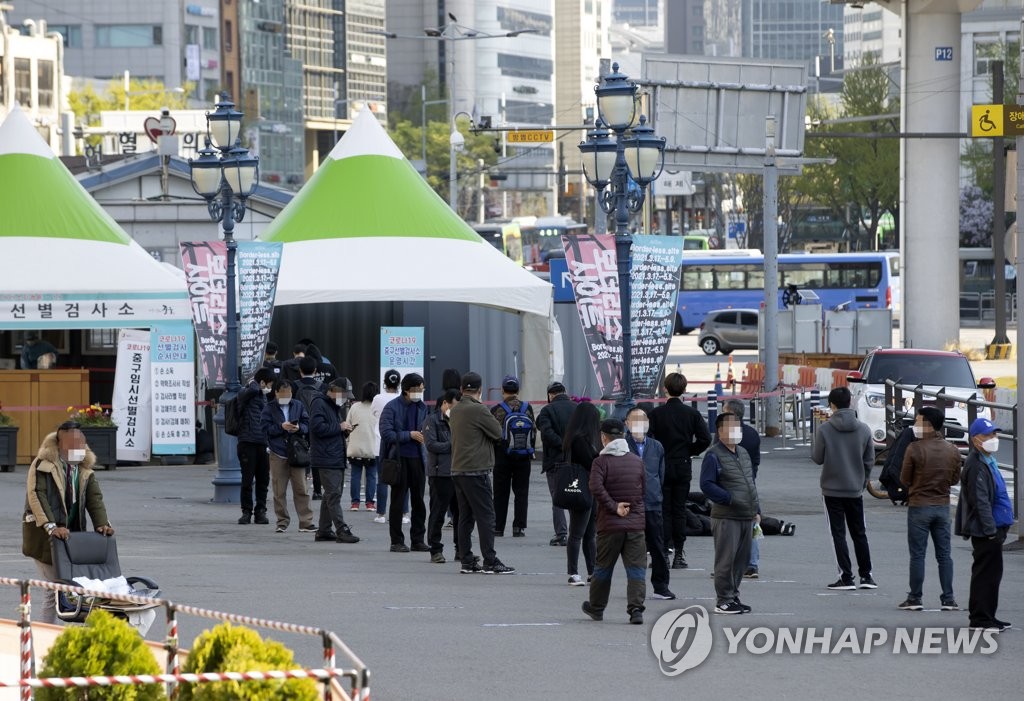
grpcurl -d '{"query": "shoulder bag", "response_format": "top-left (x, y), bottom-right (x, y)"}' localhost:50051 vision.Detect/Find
top-left (552, 461), bottom-right (592, 511)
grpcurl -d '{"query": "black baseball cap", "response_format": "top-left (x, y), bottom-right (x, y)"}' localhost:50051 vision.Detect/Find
top-left (547, 381), bottom-right (566, 394)
top-left (600, 418), bottom-right (626, 437)
top-left (333, 377), bottom-right (355, 399)
top-left (461, 372), bottom-right (483, 391)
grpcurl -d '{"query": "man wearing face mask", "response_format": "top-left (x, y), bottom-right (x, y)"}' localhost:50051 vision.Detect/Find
top-left (309, 378), bottom-right (360, 544)
top-left (897, 407), bottom-right (962, 612)
top-left (700, 413), bottom-right (759, 615)
top-left (236, 367), bottom-right (277, 525)
top-left (626, 407), bottom-right (674, 601)
top-left (379, 373), bottom-right (430, 553)
top-left (955, 418), bottom-right (1014, 632)
top-left (424, 389), bottom-right (461, 563)
top-left (23, 421), bottom-right (114, 624)
top-left (261, 378), bottom-right (316, 534)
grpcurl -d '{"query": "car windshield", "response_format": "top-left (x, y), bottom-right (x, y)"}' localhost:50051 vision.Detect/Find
top-left (865, 354), bottom-right (976, 388)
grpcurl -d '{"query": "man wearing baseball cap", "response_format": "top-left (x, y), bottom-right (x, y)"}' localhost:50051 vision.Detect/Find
top-left (955, 417), bottom-right (1014, 631)
top-left (490, 375), bottom-right (535, 538)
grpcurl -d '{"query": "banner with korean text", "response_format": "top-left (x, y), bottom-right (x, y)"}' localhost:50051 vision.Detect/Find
top-left (630, 235), bottom-right (684, 398)
top-left (150, 321), bottom-right (196, 454)
top-left (379, 327), bottom-right (425, 391)
top-left (180, 241), bottom-right (227, 387)
top-left (238, 242), bottom-right (283, 382)
top-left (561, 234), bottom-right (623, 400)
top-left (112, 330), bottom-right (152, 461)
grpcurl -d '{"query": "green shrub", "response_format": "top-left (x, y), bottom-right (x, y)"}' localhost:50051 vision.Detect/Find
top-left (37, 609), bottom-right (166, 701)
top-left (178, 622), bottom-right (318, 701)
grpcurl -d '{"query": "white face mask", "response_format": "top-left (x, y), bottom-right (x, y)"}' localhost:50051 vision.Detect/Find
top-left (912, 426), bottom-right (926, 439)
top-left (261, 386), bottom-right (271, 395)
top-left (981, 437), bottom-right (999, 453)
top-left (629, 421), bottom-right (648, 437)
top-left (728, 428), bottom-right (743, 443)
top-left (67, 448), bottom-right (87, 463)
top-left (277, 398), bottom-right (291, 406)
top-left (335, 395), bottom-right (346, 406)
top-left (408, 392), bottom-right (424, 402)
top-left (444, 408), bottom-right (451, 418)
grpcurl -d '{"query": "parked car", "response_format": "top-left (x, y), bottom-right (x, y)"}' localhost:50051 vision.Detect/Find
top-left (846, 348), bottom-right (995, 448)
top-left (697, 309), bottom-right (759, 355)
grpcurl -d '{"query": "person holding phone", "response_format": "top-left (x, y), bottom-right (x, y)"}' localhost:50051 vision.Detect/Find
top-left (262, 379), bottom-right (316, 534)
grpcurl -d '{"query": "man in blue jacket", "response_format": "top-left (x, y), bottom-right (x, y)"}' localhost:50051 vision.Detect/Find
top-left (310, 378), bottom-right (359, 544)
top-left (955, 418), bottom-right (1014, 631)
top-left (236, 368), bottom-right (276, 525)
top-left (379, 373), bottom-right (429, 553)
top-left (261, 378), bottom-right (316, 534)
top-left (626, 407), bottom-right (674, 601)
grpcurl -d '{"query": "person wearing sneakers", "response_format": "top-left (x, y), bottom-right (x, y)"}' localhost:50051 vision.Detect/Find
top-left (371, 369), bottom-right (403, 524)
top-left (379, 373), bottom-right (430, 553)
top-left (811, 387), bottom-right (876, 591)
top-left (346, 382), bottom-right (379, 512)
top-left (490, 375), bottom-right (535, 538)
top-left (561, 401), bottom-right (601, 587)
top-left (897, 407), bottom-right (962, 612)
top-left (701, 413), bottom-right (759, 615)
top-left (260, 379), bottom-right (317, 534)
top-left (449, 372), bottom-right (515, 574)
top-left (625, 407), bottom-right (674, 601)
top-left (955, 418), bottom-right (1014, 632)
top-left (581, 418), bottom-right (646, 625)
top-left (721, 399), bottom-right (763, 580)
top-left (424, 389), bottom-right (461, 563)
top-left (309, 379), bottom-right (360, 544)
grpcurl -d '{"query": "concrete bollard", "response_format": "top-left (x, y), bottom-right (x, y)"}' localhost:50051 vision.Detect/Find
top-left (707, 389), bottom-right (718, 427)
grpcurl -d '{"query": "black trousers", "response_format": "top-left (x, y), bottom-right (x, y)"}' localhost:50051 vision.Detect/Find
top-left (662, 464), bottom-right (691, 551)
top-left (428, 475), bottom-right (460, 556)
top-left (454, 473), bottom-right (497, 566)
top-left (237, 441), bottom-right (269, 515)
top-left (969, 530), bottom-right (1006, 627)
top-left (493, 454), bottom-right (531, 532)
top-left (389, 456), bottom-right (427, 546)
top-left (645, 509), bottom-right (670, 593)
top-left (823, 495), bottom-right (873, 580)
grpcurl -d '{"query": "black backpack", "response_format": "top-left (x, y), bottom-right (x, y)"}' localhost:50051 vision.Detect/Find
top-left (498, 401), bottom-right (535, 456)
top-left (223, 393), bottom-right (248, 437)
top-left (295, 380), bottom-right (325, 415)
top-left (878, 426), bottom-right (914, 505)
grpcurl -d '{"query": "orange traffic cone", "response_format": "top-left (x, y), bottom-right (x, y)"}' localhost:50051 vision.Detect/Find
top-left (727, 354), bottom-right (735, 392)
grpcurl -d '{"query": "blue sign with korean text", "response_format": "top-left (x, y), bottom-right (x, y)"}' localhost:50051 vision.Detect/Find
top-left (380, 327), bottom-right (425, 391)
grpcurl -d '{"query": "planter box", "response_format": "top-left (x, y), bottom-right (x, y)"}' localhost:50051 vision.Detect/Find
top-left (0, 425), bottom-right (17, 472)
top-left (80, 426), bottom-right (117, 470)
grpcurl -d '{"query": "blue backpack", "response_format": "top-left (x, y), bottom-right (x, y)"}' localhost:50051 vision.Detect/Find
top-left (499, 401), bottom-right (535, 456)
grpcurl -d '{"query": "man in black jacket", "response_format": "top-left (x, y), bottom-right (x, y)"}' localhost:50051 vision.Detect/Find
top-left (310, 379), bottom-right (360, 544)
top-left (536, 382), bottom-right (575, 546)
top-left (236, 368), bottom-right (276, 525)
top-left (649, 372), bottom-right (712, 569)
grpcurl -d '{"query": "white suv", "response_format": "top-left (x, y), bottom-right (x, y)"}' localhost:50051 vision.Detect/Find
top-left (846, 348), bottom-right (995, 448)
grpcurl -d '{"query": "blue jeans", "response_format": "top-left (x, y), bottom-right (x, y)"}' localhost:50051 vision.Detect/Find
top-left (349, 458), bottom-right (377, 504)
top-left (907, 504), bottom-right (954, 602)
top-left (750, 535), bottom-right (760, 569)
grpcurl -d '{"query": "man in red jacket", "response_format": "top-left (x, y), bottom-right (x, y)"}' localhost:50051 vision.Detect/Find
top-left (583, 418), bottom-right (647, 625)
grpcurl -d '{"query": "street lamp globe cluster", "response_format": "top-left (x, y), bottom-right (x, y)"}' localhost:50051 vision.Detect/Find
top-left (187, 93), bottom-right (260, 499)
top-left (578, 63), bottom-right (666, 408)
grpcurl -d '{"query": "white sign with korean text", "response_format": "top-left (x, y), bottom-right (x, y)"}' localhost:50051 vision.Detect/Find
top-left (113, 330), bottom-right (152, 461)
top-left (150, 321), bottom-right (196, 455)
top-left (0, 294), bottom-right (190, 328)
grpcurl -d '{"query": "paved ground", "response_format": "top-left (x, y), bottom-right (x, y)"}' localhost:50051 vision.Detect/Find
top-left (1, 438), bottom-right (1020, 700)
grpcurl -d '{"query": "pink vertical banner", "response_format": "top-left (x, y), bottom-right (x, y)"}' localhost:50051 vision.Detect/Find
top-left (179, 241), bottom-right (227, 387)
top-left (561, 234), bottom-right (624, 400)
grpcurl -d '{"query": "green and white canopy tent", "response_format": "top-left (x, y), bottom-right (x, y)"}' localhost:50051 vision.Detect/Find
top-left (263, 109), bottom-right (552, 317)
top-left (0, 107), bottom-right (189, 329)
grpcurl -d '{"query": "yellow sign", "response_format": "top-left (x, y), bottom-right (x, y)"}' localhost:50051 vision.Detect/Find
top-left (507, 130), bottom-right (554, 144)
top-left (972, 104), bottom-right (1004, 137)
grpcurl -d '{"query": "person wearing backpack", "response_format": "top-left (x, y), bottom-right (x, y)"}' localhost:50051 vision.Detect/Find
top-left (235, 368), bottom-right (276, 525)
top-left (294, 356), bottom-right (326, 499)
top-left (490, 375), bottom-right (535, 538)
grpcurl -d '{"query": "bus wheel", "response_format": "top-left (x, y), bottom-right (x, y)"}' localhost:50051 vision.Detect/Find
top-left (674, 314), bottom-right (694, 335)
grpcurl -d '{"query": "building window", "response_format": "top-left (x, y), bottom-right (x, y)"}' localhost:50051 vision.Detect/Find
top-left (15, 58), bottom-right (31, 107)
top-left (497, 53), bottom-right (554, 81)
top-left (84, 329), bottom-right (118, 354)
top-left (49, 24), bottom-right (82, 48)
top-left (38, 60), bottom-right (54, 108)
top-left (95, 25), bottom-right (163, 48)
top-left (203, 26), bottom-right (218, 50)
top-left (185, 24), bottom-right (199, 46)
top-left (203, 78), bottom-right (220, 102)
top-left (225, 20), bottom-right (233, 51)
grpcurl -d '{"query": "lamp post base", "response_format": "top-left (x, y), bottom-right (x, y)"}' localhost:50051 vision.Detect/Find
top-left (210, 405), bottom-right (240, 503)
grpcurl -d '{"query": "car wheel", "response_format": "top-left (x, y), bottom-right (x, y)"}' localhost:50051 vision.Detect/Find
top-left (719, 347), bottom-right (732, 356)
top-left (700, 337), bottom-right (720, 355)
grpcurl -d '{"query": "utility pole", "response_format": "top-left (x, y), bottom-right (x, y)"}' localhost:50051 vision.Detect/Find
top-left (763, 116), bottom-right (780, 436)
top-left (992, 61), bottom-right (1009, 345)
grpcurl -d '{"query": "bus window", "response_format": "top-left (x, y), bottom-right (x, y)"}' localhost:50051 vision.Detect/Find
top-left (682, 267), bottom-right (714, 290)
top-left (714, 270), bottom-right (746, 290)
top-left (747, 269), bottom-right (764, 289)
top-left (781, 263), bottom-right (825, 289)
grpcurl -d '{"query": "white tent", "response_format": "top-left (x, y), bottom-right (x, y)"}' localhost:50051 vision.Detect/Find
top-left (262, 109), bottom-right (552, 317)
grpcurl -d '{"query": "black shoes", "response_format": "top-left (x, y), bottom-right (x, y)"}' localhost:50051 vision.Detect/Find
top-left (827, 578), bottom-right (857, 591)
top-left (582, 601), bottom-right (603, 621)
top-left (483, 559), bottom-right (516, 574)
top-left (898, 598), bottom-right (923, 611)
top-left (781, 522), bottom-right (796, 536)
top-left (336, 526), bottom-right (359, 544)
top-left (549, 535), bottom-right (567, 546)
top-left (743, 567), bottom-right (759, 579)
top-left (671, 552), bottom-right (688, 570)
top-left (314, 531), bottom-right (336, 542)
top-left (859, 576), bottom-right (878, 589)
top-left (512, 527), bottom-right (525, 537)
top-left (460, 558), bottom-right (484, 574)
top-left (410, 542), bottom-right (430, 552)
top-left (238, 512), bottom-right (252, 525)
top-left (253, 512), bottom-right (269, 525)
top-left (629, 609), bottom-right (644, 625)
top-left (311, 492), bottom-right (323, 500)
top-left (390, 543), bottom-right (410, 553)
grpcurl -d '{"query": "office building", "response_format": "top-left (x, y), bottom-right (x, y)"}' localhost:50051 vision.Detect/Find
top-left (0, 7), bottom-right (65, 154)
top-left (842, 3), bottom-right (901, 68)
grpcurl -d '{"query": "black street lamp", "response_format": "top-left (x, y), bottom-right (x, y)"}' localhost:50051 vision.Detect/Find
top-left (188, 93), bottom-right (259, 501)
top-left (578, 63), bottom-right (666, 408)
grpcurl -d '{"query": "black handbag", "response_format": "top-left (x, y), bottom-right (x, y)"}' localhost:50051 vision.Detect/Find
top-left (552, 461), bottom-right (592, 511)
top-left (287, 434), bottom-right (311, 468)
top-left (380, 457), bottom-right (401, 486)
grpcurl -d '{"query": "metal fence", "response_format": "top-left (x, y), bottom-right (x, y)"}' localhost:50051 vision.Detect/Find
top-left (960, 291), bottom-right (1018, 324)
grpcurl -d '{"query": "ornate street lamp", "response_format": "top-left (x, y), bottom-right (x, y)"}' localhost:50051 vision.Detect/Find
top-left (578, 63), bottom-right (666, 407)
top-left (188, 93), bottom-right (260, 502)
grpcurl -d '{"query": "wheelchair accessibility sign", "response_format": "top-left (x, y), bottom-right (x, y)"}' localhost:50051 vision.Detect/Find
top-left (972, 104), bottom-right (1024, 138)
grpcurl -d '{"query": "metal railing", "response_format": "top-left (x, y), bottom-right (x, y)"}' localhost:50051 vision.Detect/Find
top-left (960, 291), bottom-right (1018, 324)
top-left (0, 577), bottom-right (370, 701)
top-left (883, 379), bottom-right (1018, 521)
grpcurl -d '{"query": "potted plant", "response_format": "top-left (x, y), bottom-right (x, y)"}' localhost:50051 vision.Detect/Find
top-left (0, 402), bottom-right (17, 473)
top-left (68, 403), bottom-right (118, 470)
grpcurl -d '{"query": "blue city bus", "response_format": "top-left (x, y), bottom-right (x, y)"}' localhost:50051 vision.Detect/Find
top-left (674, 252), bottom-right (894, 333)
